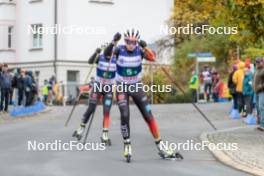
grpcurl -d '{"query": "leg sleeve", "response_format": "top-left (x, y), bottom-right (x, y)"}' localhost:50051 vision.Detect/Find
top-left (82, 90), bottom-right (100, 124)
top-left (102, 92), bottom-right (113, 129)
top-left (131, 88), bottom-right (161, 141)
top-left (116, 91), bottom-right (130, 140)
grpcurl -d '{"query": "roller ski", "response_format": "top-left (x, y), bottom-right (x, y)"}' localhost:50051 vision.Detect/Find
top-left (123, 140), bottom-right (132, 163)
top-left (100, 129), bottom-right (112, 146)
top-left (156, 140), bottom-right (183, 160)
top-left (72, 123), bottom-right (85, 141)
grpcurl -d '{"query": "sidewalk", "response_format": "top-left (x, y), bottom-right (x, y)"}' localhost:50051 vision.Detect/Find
top-left (0, 106), bottom-right (52, 124)
top-left (201, 126), bottom-right (264, 176)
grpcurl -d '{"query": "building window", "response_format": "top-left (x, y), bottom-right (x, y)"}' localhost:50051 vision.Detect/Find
top-left (29, 0), bottom-right (43, 3)
top-left (67, 71), bottom-right (79, 82)
top-left (89, 0), bottom-right (114, 5)
top-left (8, 26), bottom-right (13, 49)
top-left (67, 70), bottom-right (80, 97)
top-left (31, 24), bottom-right (43, 49)
top-left (0, 0), bottom-right (16, 4)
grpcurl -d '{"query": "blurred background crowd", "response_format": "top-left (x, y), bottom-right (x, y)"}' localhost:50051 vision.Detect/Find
top-left (0, 63), bottom-right (65, 114)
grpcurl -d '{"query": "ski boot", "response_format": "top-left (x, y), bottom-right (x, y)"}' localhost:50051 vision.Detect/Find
top-left (156, 140), bottom-right (183, 160)
top-left (100, 129), bottom-right (111, 146)
top-left (72, 123), bottom-right (85, 141)
top-left (123, 139), bottom-right (132, 163)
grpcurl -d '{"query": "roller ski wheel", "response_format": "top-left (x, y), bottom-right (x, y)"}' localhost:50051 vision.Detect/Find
top-left (125, 154), bottom-right (131, 163)
top-left (158, 150), bottom-right (183, 160)
top-left (123, 140), bottom-right (132, 163)
top-left (100, 137), bottom-right (112, 146)
top-left (156, 140), bottom-right (183, 161)
top-left (72, 131), bottom-right (83, 141)
top-left (175, 152), bottom-right (184, 160)
top-left (101, 129), bottom-right (111, 146)
top-left (72, 125), bottom-right (85, 141)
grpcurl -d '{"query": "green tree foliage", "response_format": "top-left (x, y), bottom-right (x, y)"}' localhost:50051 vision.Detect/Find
top-left (142, 68), bottom-right (171, 104)
top-left (221, 0), bottom-right (264, 47)
top-left (242, 47), bottom-right (264, 61)
top-left (163, 0), bottom-right (264, 88)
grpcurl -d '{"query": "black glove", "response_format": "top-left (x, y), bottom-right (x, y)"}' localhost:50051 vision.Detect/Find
top-left (139, 40), bottom-right (147, 48)
top-left (113, 32), bottom-right (122, 42)
top-left (95, 48), bottom-right (101, 54)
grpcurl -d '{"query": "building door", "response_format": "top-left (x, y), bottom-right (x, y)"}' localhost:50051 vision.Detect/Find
top-left (67, 70), bottom-right (80, 98)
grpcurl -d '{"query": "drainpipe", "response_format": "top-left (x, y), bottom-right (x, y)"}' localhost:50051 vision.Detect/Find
top-left (54, 0), bottom-right (58, 79)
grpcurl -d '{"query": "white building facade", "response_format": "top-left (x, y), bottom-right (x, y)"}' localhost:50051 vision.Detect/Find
top-left (0, 0), bottom-right (172, 97)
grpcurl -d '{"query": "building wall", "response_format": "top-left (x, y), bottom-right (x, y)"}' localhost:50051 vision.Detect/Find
top-left (1, 0), bottom-right (173, 98)
top-left (59, 0), bottom-right (172, 61)
top-left (0, 1), bottom-right (16, 62)
top-left (15, 0), bottom-right (55, 63)
top-left (0, 1), bottom-right (16, 20)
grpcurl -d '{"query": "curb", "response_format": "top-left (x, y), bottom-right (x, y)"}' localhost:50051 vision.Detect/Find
top-left (0, 107), bottom-right (53, 124)
top-left (200, 127), bottom-right (264, 176)
top-left (11, 106), bottom-right (52, 118)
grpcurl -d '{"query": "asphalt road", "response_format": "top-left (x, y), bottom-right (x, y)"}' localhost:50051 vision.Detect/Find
top-left (0, 103), bottom-right (250, 176)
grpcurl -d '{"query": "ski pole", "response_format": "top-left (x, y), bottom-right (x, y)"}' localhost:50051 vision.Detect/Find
top-left (65, 59), bottom-right (95, 127)
top-left (84, 64), bottom-right (95, 84)
top-left (161, 67), bottom-right (217, 130)
top-left (64, 92), bottom-right (82, 127)
top-left (82, 109), bottom-right (96, 148)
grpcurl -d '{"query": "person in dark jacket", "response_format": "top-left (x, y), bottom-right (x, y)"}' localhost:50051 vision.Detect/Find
top-left (254, 57), bottom-right (264, 131)
top-left (24, 71), bottom-right (33, 106)
top-left (9, 68), bottom-right (16, 105)
top-left (0, 64), bottom-right (12, 112)
top-left (228, 65), bottom-right (238, 109)
top-left (14, 68), bottom-right (25, 106)
top-left (212, 71), bottom-right (221, 102)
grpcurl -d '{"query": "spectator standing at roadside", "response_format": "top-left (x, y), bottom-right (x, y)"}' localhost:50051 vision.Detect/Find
top-left (0, 64), bottom-right (2, 103)
top-left (13, 68), bottom-right (25, 106)
top-left (202, 66), bottom-right (212, 102)
top-left (57, 81), bottom-right (64, 105)
top-left (243, 65), bottom-right (254, 117)
top-left (28, 71), bottom-right (37, 105)
top-left (42, 80), bottom-right (49, 104)
top-left (212, 71), bottom-right (221, 102)
top-left (233, 62), bottom-right (245, 116)
top-left (253, 57), bottom-right (264, 131)
top-left (48, 76), bottom-right (56, 105)
top-left (228, 65), bottom-right (238, 109)
top-left (53, 81), bottom-right (60, 105)
top-left (9, 68), bottom-right (15, 105)
top-left (0, 64), bottom-right (12, 113)
top-left (189, 70), bottom-right (199, 103)
top-left (24, 71), bottom-right (33, 106)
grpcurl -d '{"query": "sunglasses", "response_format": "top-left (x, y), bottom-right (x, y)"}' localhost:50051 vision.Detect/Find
top-left (125, 39), bottom-right (137, 45)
